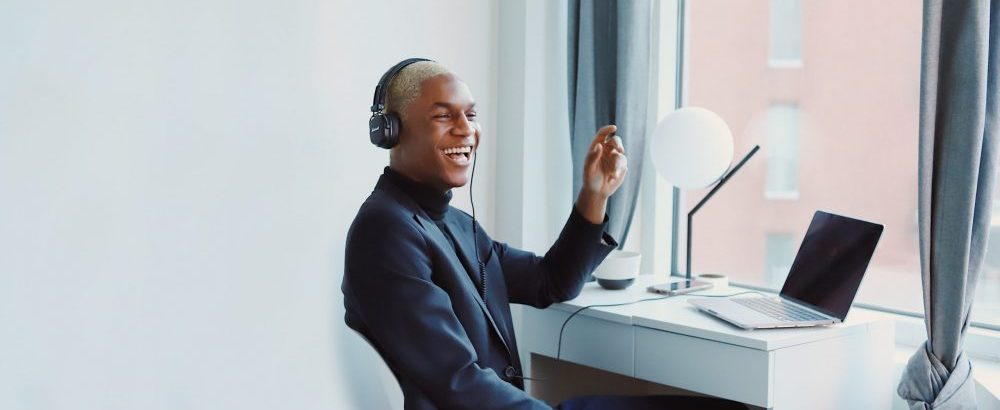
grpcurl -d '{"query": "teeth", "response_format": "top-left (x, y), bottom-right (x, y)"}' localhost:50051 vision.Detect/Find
top-left (442, 146), bottom-right (472, 155)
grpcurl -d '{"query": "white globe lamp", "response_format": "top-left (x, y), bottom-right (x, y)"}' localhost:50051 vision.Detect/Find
top-left (648, 107), bottom-right (760, 278)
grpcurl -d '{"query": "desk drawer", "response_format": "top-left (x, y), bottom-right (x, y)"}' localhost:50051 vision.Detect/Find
top-left (521, 307), bottom-right (634, 377)
top-left (633, 326), bottom-right (771, 407)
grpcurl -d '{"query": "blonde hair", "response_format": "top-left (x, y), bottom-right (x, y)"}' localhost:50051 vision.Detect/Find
top-left (385, 61), bottom-right (452, 122)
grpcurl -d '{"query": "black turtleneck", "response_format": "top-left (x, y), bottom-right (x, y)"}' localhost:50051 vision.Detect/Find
top-left (382, 167), bottom-right (453, 221)
top-left (381, 167), bottom-right (474, 272)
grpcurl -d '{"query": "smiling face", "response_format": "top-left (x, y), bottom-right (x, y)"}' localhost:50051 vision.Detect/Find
top-left (389, 73), bottom-right (480, 192)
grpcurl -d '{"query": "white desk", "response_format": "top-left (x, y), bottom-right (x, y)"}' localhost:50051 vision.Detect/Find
top-left (519, 275), bottom-right (895, 409)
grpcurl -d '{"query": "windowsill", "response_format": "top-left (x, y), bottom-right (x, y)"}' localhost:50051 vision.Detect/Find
top-left (768, 58), bottom-right (804, 68)
top-left (973, 357), bottom-right (1000, 405)
top-left (764, 190), bottom-right (800, 200)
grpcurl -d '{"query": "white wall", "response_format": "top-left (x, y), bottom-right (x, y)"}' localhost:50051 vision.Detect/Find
top-left (0, 0), bottom-right (498, 409)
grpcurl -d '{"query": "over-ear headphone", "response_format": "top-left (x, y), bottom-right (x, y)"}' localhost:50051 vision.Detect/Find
top-left (369, 57), bottom-right (432, 149)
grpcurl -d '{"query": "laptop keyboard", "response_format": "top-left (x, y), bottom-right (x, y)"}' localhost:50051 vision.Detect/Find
top-left (732, 297), bottom-right (828, 322)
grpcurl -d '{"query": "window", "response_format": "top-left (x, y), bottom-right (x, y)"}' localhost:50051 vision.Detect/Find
top-left (979, 179), bottom-right (1000, 326)
top-left (765, 233), bottom-right (796, 288)
top-left (664, 1), bottom-right (1000, 328)
top-left (769, 0), bottom-right (803, 67)
top-left (765, 103), bottom-right (800, 198)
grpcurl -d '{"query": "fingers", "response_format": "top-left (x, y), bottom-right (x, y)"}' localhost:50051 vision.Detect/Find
top-left (579, 125), bottom-right (630, 196)
top-left (603, 135), bottom-right (624, 156)
top-left (588, 143), bottom-right (604, 170)
top-left (602, 148), bottom-right (628, 181)
top-left (584, 125), bottom-right (629, 194)
top-left (585, 135), bottom-right (602, 166)
top-left (599, 134), bottom-right (626, 170)
top-left (596, 124), bottom-right (617, 140)
top-left (588, 124), bottom-right (617, 153)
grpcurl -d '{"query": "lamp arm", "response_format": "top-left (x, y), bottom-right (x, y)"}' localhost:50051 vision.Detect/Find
top-left (685, 145), bottom-right (761, 278)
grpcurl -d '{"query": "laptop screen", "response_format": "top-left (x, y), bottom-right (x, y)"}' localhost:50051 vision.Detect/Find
top-left (779, 211), bottom-right (884, 320)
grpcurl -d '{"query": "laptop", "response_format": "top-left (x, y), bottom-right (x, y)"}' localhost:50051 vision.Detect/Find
top-left (689, 211), bottom-right (884, 329)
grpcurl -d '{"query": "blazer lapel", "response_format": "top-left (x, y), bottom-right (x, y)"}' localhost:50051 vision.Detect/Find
top-left (412, 212), bottom-right (514, 359)
top-left (442, 214), bottom-right (518, 355)
top-left (376, 176), bottom-right (515, 361)
top-left (442, 216), bottom-right (485, 295)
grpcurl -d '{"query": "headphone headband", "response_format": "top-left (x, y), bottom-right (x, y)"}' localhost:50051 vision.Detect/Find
top-left (370, 57), bottom-right (432, 113)
top-left (368, 57), bottom-right (433, 149)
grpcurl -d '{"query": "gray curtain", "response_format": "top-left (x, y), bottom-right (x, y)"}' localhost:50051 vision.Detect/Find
top-left (568, 0), bottom-right (651, 246)
top-left (897, 1), bottom-right (999, 408)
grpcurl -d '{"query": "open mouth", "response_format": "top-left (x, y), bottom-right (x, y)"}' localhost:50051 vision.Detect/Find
top-left (441, 145), bottom-right (473, 165)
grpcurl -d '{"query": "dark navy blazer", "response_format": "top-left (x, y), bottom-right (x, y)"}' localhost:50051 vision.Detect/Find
top-left (343, 173), bottom-right (616, 409)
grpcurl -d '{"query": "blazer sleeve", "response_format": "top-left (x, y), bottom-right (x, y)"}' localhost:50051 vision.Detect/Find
top-left (343, 207), bottom-right (551, 410)
top-left (496, 206), bottom-right (618, 308)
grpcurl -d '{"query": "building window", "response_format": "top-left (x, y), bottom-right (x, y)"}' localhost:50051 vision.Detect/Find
top-left (769, 0), bottom-right (803, 67)
top-left (765, 233), bottom-right (797, 288)
top-left (765, 103), bottom-right (800, 199)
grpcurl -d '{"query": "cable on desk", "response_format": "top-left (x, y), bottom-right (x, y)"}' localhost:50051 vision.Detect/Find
top-left (555, 291), bottom-right (765, 361)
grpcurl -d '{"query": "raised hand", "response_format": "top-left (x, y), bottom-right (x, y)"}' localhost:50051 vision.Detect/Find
top-left (582, 124), bottom-right (628, 199)
top-left (577, 124), bottom-right (628, 224)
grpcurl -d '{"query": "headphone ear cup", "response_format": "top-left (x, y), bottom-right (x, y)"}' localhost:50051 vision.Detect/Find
top-left (368, 113), bottom-right (400, 149)
top-left (369, 114), bottom-right (389, 148)
top-left (382, 113), bottom-right (401, 148)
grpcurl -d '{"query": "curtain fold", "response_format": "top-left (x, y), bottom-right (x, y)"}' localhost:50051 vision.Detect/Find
top-left (568, 0), bottom-right (652, 246)
top-left (898, 1), bottom-right (999, 408)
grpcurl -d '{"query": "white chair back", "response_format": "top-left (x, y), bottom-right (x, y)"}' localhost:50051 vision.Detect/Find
top-left (348, 328), bottom-right (404, 410)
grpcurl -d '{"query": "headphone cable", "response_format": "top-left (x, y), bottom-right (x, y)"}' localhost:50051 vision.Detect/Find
top-left (470, 149), bottom-right (487, 301)
top-left (470, 145), bottom-right (538, 381)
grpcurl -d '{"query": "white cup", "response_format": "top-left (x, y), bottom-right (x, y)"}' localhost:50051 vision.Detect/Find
top-left (593, 250), bottom-right (641, 290)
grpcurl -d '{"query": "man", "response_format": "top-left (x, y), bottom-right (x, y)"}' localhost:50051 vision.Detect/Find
top-left (342, 57), bottom-right (624, 409)
top-left (342, 60), bottom-right (745, 410)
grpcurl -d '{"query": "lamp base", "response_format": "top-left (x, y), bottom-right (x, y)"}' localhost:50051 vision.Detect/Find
top-left (692, 273), bottom-right (730, 295)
